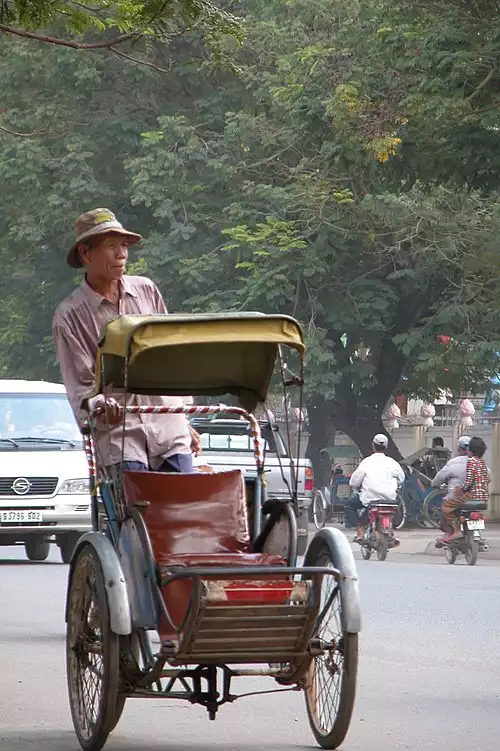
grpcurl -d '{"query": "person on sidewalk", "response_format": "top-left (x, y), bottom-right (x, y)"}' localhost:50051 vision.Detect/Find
top-left (437, 436), bottom-right (490, 544)
top-left (347, 434), bottom-right (405, 542)
top-left (53, 208), bottom-right (200, 475)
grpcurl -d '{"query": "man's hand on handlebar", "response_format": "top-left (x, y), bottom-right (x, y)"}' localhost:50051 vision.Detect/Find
top-left (94, 396), bottom-right (124, 427)
top-left (189, 425), bottom-right (202, 456)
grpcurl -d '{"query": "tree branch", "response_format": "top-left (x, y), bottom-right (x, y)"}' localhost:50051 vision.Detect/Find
top-left (467, 67), bottom-right (496, 102)
top-left (471, 99), bottom-right (500, 115)
top-left (0, 23), bottom-right (137, 49)
top-left (110, 46), bottom-right (172, 74)
top-left (0, 124), bottom-right (65, 138)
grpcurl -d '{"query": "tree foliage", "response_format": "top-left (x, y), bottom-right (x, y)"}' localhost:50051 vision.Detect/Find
top-left (0, 0), bottom-right (242, 59)
top-left (1, 0), bottom-right (500, 467)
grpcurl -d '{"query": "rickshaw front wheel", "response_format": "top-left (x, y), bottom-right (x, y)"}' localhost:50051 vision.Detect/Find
top-left (66, 544), bottom-right (122, 751)
top-left (303, 540), bottom-right (358, 748)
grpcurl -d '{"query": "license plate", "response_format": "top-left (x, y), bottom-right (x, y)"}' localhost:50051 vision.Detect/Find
top-left (336, 485), bottom-right (351, 498)
top-left (0, 510), bottom-right (43, 524)
top-left (466, 519), bottom-right (484, 530)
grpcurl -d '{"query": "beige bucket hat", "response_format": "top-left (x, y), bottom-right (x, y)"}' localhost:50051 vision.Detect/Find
top-left (67, 208), bottom-right (142, 268)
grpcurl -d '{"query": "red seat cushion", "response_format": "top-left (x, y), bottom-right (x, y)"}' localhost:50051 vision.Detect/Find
top-left (158, 552), bottom-right (287, 639)
top-left (122, 469), bottom-right (250, 557)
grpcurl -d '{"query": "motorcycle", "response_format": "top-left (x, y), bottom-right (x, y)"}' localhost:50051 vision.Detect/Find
top-left (357, 501), bottom-right (400, 561)
top-left (435, 501), bottom-right (488, 566)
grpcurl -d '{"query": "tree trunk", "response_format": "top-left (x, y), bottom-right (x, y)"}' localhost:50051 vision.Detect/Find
top-left (341, 416), bottom-right (402, 460)
top-left (305, 396), bottom-right (336, 487)
top-left (307, 394), bottom-right (403, 476)
top-left (331, 400), bottom-right (403, 461)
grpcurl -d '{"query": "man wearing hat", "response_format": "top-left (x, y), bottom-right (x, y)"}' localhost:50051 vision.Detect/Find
top-left (347, 433), bottom-right (405, 542)
top-left (52, 208), bottom-right (199, 474)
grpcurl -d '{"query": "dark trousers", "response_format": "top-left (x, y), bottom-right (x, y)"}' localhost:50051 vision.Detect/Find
top-left (120, 453), bottom-right (194, 474)
top-left (344, 496), bottom-right (365, 527)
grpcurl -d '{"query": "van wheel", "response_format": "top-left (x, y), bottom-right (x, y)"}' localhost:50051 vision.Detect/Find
top-left (297, 533), bottom-right (308, 556)
top-left (25, 537), bottom-right (50, 562)
top-left (59, 533), bottom-right (81, 564)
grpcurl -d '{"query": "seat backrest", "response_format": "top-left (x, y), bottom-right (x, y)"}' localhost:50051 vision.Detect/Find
top-left (122, 470), bottom-right (250, 559)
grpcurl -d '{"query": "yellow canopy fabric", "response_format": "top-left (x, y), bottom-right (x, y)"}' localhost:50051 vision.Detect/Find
top-left (93, 313), bottom-right (305, 411)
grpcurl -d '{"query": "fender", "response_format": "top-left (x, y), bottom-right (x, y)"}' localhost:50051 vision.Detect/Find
top-left (304, 526), bottom-right (361, 634)
top-left (65, 531), bottom-right (132, 636)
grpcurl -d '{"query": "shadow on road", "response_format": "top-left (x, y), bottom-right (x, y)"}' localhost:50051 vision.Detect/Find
top-left (0, 729), bottom-right (311, 751)
top-left (0, 560), bottom-right (62, 566)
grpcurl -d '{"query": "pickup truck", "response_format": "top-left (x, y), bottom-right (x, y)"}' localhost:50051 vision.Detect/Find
top-left (190, 417), bottom-right (313, 554)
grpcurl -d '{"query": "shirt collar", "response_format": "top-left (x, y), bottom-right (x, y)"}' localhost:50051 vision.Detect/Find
top-left (81, 275), bottom-right (138, 309)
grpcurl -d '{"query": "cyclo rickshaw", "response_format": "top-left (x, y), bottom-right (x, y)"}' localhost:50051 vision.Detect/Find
top-left (65, 312), bottom-right (361, 751)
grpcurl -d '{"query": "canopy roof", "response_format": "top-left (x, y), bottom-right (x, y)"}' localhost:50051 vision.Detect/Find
top-left (93, 313), bottom-right (305, 412)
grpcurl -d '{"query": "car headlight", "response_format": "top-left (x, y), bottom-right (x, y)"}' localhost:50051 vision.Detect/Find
top-left (58, 478), bottom-right (90, 495)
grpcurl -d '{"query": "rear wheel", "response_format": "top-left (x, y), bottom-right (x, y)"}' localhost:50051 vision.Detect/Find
top-left (304, 541), bottom-right (358, 749)
top-left (376, 533), bottom-right (389, 561)
top-left (296, 509), bottom-right (309, 556)
top-left (313, 490), bottom-right (327, 530)
top-left (465, 535), bottom-right (479, 566)
top-left (66, 544), bottom-right (121, 750)
top-left (423, 490), bottom-right (444, 529)
top-left (360, 544), bottom-right (372, 560)
top-left (25, 537), bottom-right (50, 562)
top-left (444, 546), bottom-right (457, 565)
top-left (393, 496), bottom-right (407, 530)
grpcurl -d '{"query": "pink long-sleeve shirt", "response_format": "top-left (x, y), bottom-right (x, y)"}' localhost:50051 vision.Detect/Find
top-left (52, 275), bottom-right (191, 468)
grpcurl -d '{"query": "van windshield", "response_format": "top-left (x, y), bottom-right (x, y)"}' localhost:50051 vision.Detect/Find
top-left (0, 393), bottom-right (82, 448)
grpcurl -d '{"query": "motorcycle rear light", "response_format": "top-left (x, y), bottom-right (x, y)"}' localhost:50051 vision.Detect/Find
top-left (305, 466), bottom-right (314, 492)
top-left (469, 512), bottom-right (481, 520)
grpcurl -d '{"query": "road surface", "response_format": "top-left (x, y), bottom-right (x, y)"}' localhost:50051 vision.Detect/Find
top-left (0, 543), bottom-right (498, 751)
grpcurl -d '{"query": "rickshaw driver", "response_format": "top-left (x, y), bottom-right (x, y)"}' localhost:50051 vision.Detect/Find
top-left (52, 208), bottom-right (201, 474)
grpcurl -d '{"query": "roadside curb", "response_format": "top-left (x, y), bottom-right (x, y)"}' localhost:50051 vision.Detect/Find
top-left (311, 523), bottom-right (500, 561)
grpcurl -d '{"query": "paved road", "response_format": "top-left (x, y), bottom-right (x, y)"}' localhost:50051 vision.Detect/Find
top-left (0, 544), bottom-right (498, 751)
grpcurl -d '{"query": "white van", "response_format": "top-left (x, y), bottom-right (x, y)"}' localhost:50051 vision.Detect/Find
top-left (0, 380), bottom-right (91, 562)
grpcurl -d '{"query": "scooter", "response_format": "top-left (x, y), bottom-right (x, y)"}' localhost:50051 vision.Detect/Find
top-left (435, 501), bottom-right (488, 566)
top-left (357, 502), bottom-right (400, 561)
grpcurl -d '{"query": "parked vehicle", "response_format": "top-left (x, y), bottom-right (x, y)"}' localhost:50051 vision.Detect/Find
top-left (0, 380), bottom-right (91, 562)
top-left (312, 445), bottom-right (362, 529)
top-left (435, 501), bottom-right (488, 565)
top-left (399, 447), bottom-right (448, 528)
top-left (190, 416), bottom-right (313, 554)
top-left (356, 502), bottom-right (400, 561)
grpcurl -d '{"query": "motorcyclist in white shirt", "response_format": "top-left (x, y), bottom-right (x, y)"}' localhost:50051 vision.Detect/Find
top-left (347, 434), bottom-right (405, 542)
